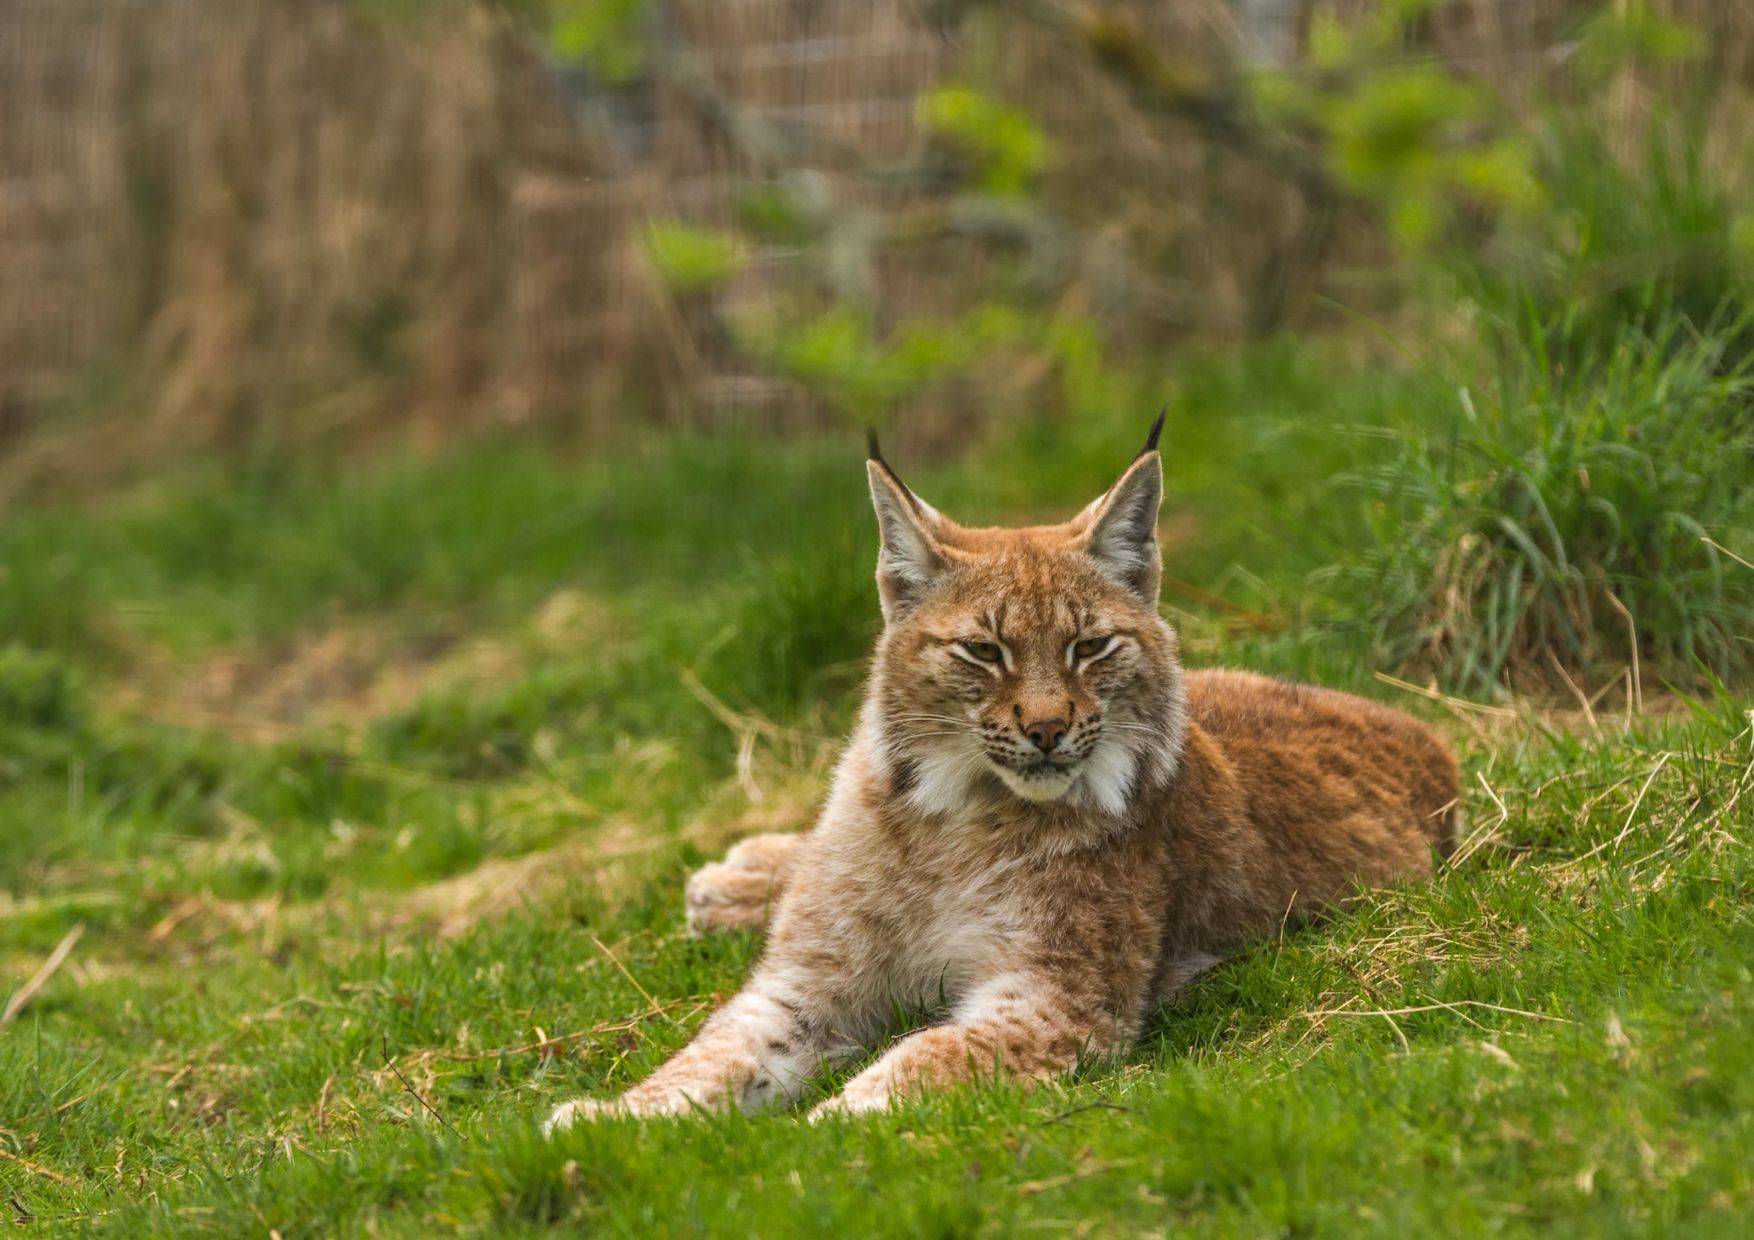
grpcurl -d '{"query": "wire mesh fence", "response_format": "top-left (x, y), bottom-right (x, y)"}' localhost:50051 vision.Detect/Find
top-left (1, 0), bottom-right (1747, 473)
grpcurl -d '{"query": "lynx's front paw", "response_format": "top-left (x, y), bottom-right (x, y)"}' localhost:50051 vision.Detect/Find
top-left (806, 1078), bottom-right (892, 1121)
top-left (543, 1097), bottom-right (622, 1135)
top-left (546, 1086), bottom-right (722, 1131)
top-left (684, 833), bottom-right (797, 935)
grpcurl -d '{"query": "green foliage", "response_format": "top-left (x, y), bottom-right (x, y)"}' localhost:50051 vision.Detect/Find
top-left (642, 221), bottom-right (747, 297)
top-left (733, 179), bottom-right (827, 245)
top-left (1457, 117), bottom-right (1754, 372)
top-left (749, 303), bottom-right (1033, 423)
top-left (1306, 0), bottom-right (1438, 71)
top-left (916, 84), bottom-right (1051, 197)
top-left (0, 645), bottom-right (83, 730)
top-left (547, 0), bottom-right (650, 82)
top-left (1273, 3), bottom-right (1736, 369)
top-left (1257, 5), bottom-right (1541, 248)
top-left (1347, 315), bottom-right (1754, 694)
top-left (1575, 0), bottom-right (1703, 79)
top-left (760, 308), bottom-right (903, 420)
top-left (1326, 68), bottom-right (1539, 245)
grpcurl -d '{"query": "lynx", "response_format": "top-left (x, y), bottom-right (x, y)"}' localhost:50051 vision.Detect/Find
top-left (547, 417), bottom-right (1460, 1129)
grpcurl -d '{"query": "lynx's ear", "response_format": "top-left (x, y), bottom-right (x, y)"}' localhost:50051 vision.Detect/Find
top-left (1080, 429), bottom-right (1163, 605)
top-left (866, 435), bottom-right (946, 622)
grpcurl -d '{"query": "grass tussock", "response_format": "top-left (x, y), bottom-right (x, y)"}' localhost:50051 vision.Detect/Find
top-left (1351, 314), bottom-right (1754, 696)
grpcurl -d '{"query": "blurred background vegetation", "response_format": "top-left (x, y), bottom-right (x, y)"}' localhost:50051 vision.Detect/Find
top-left (1, 0), bottom-right (1751, 725)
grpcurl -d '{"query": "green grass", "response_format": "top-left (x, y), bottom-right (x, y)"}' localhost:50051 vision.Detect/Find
top-left (2, 701), bottom-right (1748, 1235)
top-left (2, 333), bottom-right (1752, 1235)
top-left (1458, 113), bottom-right (1754, 379)
top-left (1347, 314), bottom-right (1754, 694)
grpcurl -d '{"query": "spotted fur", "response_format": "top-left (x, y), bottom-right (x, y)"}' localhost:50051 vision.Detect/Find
top-left (546, 431), bottom-right (1459, 1131)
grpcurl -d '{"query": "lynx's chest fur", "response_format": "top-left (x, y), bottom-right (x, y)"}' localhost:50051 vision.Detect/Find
top-left (779, 772), bottom-right (1050, 1013)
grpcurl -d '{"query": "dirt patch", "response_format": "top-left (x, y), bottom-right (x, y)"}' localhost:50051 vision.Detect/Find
top-left (388, 819), bottom-right (666, 939)
top-left (104, 589), bottom-right (612, 742)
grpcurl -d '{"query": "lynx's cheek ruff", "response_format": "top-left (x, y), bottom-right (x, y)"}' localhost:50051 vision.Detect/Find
top-left (545, 413), bottom-right (1459, 1128)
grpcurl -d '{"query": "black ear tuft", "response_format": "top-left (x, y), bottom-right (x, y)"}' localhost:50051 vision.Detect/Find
top-left (1137, 406), bottom-right (1166, 459)
top-left (866, 428), bottom-right (926, 514)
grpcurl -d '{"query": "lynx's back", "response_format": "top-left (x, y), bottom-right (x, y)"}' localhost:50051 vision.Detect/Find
top-left (1141, 669), bottom-right (1460, 964)
top-left (1186, 668), bottom-right (1459, 856)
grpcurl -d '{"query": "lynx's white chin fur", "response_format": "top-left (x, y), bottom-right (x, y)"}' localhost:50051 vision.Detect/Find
top-left (991, 761), bottom-right (1080, 803)
top-left (998, 732), bottom-right (1175, 816)
top-left (895, 726), bottom-right (1162, 818)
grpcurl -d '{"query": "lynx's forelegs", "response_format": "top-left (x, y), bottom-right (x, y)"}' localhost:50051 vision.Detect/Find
top-left (684, 832), bottom-right (801, 935)
top-left (809, 972), bottom-right (1137, 1119)
top-left (545, 957), bottom-right (857, 1131)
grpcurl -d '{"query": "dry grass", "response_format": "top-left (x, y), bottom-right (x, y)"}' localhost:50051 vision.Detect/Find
top-left (102, 589), bottom-right (616, 742)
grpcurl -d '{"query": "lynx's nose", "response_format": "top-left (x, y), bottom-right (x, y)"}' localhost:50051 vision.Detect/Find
top-left (1023, 717), bottom-right (1069, 753)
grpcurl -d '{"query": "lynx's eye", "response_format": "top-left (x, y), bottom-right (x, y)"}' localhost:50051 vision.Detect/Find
top-left (1072, 635), bottom-right (1114, 662)
top-left (958, 640), bottom-right (1004, 664)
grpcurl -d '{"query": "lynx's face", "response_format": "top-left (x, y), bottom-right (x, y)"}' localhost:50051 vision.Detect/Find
top-left (864, 426), bottom-right (1186, 817)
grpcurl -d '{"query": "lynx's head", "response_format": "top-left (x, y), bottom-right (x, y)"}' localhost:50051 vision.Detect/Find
top-left (863, 416), bottom-right (1186, 818)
